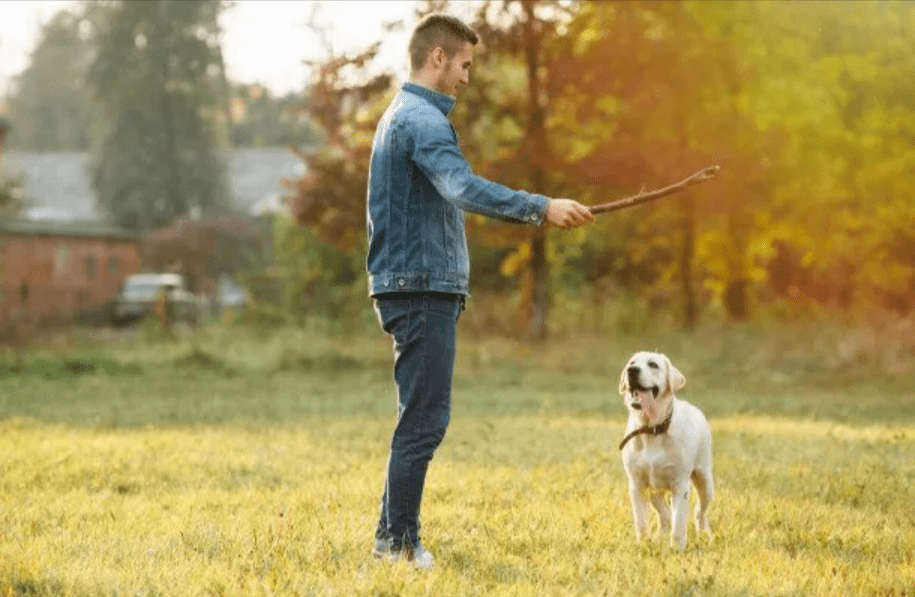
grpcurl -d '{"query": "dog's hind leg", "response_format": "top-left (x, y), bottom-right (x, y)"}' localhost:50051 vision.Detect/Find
top-left (649, 492), bottom-right (671, 537)
top-left (691, 467), bottom-right (713, 536)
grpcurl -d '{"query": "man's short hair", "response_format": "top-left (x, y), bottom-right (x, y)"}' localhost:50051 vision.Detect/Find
top-left (409, 13), bottom-right (479, 72)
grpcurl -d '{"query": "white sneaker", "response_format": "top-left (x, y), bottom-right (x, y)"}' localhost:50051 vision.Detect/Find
top-left (372, 538), bottom-right (435, 569)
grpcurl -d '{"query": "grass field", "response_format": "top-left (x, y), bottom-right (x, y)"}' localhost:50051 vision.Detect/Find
top-left (1, 319), bottom-right (914, 596)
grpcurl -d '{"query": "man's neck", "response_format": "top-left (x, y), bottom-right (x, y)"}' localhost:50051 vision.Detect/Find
top-left (408, 72), bottom-right (447, 97)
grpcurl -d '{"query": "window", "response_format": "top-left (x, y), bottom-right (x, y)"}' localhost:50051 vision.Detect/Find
top-left (85, 256), bottom-right (96, 278)
top-left (54, 245), bottom-right (69, 277)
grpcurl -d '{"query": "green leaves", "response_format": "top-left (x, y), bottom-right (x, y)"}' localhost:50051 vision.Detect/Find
top-left (282, 0), bottom-right (915, 325)
top-left (86, 0), bottom-right (230, 232)
top-left (5, 9), bottom-right (92, 151)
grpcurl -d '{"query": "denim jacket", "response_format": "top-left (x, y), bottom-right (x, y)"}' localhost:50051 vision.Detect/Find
top-left (366, 82), bottom-right (549, 297)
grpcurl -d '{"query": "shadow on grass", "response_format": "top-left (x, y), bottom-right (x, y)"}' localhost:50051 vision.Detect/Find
top-left (2, 319), bottom-right (914, 428)
top-left (0, 576), bottom-right (67, 597)
top-left (0, 338), bottom-right (394, 428)
top-left (0, 357), bottom-right (143, 380)
top-left (173, 345), bottom-right (240, 377)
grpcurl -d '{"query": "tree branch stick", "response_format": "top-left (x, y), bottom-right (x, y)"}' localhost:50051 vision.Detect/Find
top-left (588, 165), bottom-right (721, 215)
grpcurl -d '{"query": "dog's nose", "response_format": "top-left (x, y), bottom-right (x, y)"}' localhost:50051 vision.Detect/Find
top-left (627, 365), bottom-right (640, 375)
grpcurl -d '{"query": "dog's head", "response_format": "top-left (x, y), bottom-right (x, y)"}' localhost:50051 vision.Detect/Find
top-left (619, 351), bottom-right (685, 421)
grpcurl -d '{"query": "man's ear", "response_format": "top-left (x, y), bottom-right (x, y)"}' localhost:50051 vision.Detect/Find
top-left (665, 356), bottom-right (686, 392)
top-left (430, 46), bottom-right (448, 69)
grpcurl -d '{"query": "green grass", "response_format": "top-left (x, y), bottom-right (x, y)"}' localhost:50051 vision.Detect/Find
top-left (1, 321), bottom-right (914, 596)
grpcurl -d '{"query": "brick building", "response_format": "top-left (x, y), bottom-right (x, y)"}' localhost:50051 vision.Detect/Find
top-left (0, 148), bottom-right (296, 325)
top-left (0, 220), bottom-right (141, 323)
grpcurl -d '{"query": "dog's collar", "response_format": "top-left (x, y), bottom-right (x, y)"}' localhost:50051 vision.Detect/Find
top-left (618, 410), bottom-right (673, 451)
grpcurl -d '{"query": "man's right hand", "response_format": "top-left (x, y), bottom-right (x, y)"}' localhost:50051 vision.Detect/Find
top-left (545, 199), bottom-right (595, 230)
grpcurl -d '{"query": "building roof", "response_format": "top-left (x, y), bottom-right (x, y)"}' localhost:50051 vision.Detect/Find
top-left (229, 147), bottom-right (304, 215)
top-left (3, 148), bottom-right (304, 222)
top-left (0, 219), bottom-right (139, 242)
top-left (4, 151), bottom-right (97, 220)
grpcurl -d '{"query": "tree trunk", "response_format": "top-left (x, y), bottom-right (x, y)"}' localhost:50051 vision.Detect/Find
top-left (725, 203), bottom-right (751, 320)
top-left (528, 227), bottom-right (549, 339)
top-left (156, 4), bottom-right (180, 231)
top-left (680, 194), bottom-right (698, 330)
top-left (522, 0), bottom-right (549, 341)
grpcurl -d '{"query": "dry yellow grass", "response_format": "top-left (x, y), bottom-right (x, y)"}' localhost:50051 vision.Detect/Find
top-left (1, 413), bottom-right (913, 596)
top-left (1, 324), bottom-right (914, 595)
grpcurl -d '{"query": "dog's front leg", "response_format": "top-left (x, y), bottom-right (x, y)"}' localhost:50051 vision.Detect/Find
top-left (650, 492), bottom-right (671, 537)
top-left (670, 481), bottom-right (690, 549)
top-left (628, 482), bottom-right (651, 542)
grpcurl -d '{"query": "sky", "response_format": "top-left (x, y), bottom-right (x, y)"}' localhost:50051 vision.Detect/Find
top-left (0, 0), bottom-right (432, 98)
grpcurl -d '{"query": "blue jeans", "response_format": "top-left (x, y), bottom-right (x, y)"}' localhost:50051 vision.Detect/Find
top-left (373, 293), bottom-right (463, 550)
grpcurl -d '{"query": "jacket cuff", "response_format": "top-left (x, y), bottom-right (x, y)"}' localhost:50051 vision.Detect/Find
top-left (526, 193), bottom-right (550, 226)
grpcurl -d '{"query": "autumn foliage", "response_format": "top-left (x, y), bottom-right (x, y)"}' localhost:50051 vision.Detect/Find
top-left (142, 216), bottom-right (263, 295)
top-left (283, 0), bottom-right (915, 333)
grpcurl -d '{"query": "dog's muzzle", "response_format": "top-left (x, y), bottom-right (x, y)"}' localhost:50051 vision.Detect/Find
top-left (626, 367), bottom-right (659, 398)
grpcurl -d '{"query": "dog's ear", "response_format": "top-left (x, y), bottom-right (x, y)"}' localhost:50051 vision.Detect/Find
top-left (619, 366), bottom-right (629, 395)
top-left (665, 356), bottom-right (686, 392)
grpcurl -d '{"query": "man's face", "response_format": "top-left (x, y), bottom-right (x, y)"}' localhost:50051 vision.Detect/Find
top-left (434, 42), bottom-right (474, 97)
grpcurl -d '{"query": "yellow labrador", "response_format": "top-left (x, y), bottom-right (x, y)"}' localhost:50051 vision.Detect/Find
top-left (618, 351), bottom-right (713, 549)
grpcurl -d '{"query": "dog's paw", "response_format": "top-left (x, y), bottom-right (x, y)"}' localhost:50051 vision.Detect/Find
top-left (670, 535), bottom-right (688, 551)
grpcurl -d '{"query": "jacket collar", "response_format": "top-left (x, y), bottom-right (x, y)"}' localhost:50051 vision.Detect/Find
top-left (403, 82), bottom-right (455, 117)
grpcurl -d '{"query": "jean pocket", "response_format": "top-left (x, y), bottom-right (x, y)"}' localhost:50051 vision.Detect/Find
top-left (374, 299), bottom-right (410, 338)
top-left (421, 295), bottom-right (459, 321)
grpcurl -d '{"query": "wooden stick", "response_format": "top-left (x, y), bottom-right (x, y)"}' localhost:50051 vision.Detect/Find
top-left (589, 165), bottom-right (721, 215)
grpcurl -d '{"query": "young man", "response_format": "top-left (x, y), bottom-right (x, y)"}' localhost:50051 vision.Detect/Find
top-left (366, 13), bottom-right (594, 568)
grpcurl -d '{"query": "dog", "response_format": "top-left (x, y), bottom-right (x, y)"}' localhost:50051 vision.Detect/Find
top-left (618, 351), bottom-right (713, 549)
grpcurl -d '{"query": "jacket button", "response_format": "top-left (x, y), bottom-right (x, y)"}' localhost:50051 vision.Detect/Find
top-left (398, 279), bottom-right (405, 286)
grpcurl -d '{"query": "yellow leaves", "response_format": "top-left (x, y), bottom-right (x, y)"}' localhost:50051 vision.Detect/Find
top-left (546, 91), bottom-right (621, 162)
top-left (571, 23), bottom-right (604, 58)
top-left (860, 257), bottom-right (914, 293)
top-left (695, 228), bottom-right (731, 277)
top-left (497, 231), bottom-right (587, 280)
top-left (500, 241), bottom-right (531, 278)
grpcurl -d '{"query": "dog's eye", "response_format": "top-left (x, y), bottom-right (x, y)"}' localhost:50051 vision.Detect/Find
top-left (647, 361), bottom-right (659, 369)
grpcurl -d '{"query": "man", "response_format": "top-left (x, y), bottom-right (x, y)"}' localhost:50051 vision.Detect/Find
top-left (366, 13), bottom-right (594, 568)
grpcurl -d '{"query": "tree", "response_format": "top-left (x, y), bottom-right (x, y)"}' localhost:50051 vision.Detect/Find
top-left (227, 83), bottom-right (319, 148)
top-left (692, 0), bottom-right (915, 315)
top-left (142, 216), bottom-right (263, 294)
top-left (277, 0), bottom-right (915, 331)
top-left (286, 45), bottom-right (392, 251)
top-left (518, 0), bottom-right (562, 340)
top-left (450, 0), bottom-right (581, 339)
top-left (6, 9), bottom-right (92, 151)
top-left (86, 0), bottom-right (231, 233)
top-left (454, 1), bottom-right (731, 331)
top-left (282, 24), bottom-right (394, 318)
top-left (0, 118), bottom-right (22, 215)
